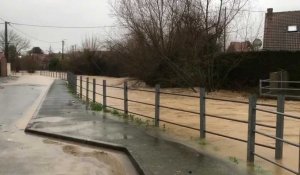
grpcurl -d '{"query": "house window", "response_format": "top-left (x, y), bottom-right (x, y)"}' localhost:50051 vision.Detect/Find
top-left (288, 25), bottom-right (298, 32)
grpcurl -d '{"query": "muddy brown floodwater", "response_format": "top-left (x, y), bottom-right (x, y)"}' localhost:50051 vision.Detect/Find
top-left (78, 75), bottom-right (300, 175)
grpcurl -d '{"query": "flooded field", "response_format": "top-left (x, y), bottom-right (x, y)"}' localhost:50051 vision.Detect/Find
top-left (78, 75), bottom-right (300, 175)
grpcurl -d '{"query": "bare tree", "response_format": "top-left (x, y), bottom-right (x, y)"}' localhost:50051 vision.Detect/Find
top-left (111, 0), bottom-right (249, 90)
top-left (81, 36), bottom-right (102, 51)
top-left (0, 30), bottom-right (30, 54)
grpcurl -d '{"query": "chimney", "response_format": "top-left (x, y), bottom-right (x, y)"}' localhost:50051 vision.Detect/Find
top-left (267, 8), bottom-right (273, 20)
top-left (267, 8), bottom-right (273, 14)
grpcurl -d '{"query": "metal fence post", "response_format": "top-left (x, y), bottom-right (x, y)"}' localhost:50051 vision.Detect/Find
top-left (259, 80), bottom-right (262, 96)
top-left (200, 88), bottom-right (206, 139)
top-left (124, 81), bottom-right (128, 115)
top-left (80, 76), bottom-right (83, 99)
top-left (298, 130), bottom-right (300, 175)
top-left (275, 95), bottom-right (285, 159)
top-left (103, 80), bottom-right (107, 109)
top-left (155, 84), bottom-right (160, 127)
top-left (86, 77), bottom-right (89, 108)
top-left (74, 74), bottom-right (77, 94)
top-left (247, 95), bottom-right (257, 162)
top-left (93, 79), bottom-right (96, 103)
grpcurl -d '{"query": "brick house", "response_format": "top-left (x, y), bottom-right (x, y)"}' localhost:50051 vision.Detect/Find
top-left (263, 8), bottom-right (300, 51)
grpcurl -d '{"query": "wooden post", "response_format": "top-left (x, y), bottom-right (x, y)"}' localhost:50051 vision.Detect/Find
top-left (275, 95), bottom-right (285, 159)
top-left (155, 84), bottom-right (160, 127)
top-left (247, 95), bottom-right (257, 162)
top-left (200, 88), bottom-right (206, 139)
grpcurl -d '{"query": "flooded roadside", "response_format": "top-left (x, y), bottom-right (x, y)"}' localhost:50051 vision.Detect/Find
top-left (79, 75), bottom-right (300, 175)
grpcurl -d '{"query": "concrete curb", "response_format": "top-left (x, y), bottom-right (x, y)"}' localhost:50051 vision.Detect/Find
top-left (24, 128), bottom-right (145, 175)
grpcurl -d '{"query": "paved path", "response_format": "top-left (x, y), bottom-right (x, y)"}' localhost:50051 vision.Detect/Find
top-left (27, 79), bottom-right (248, 175)
top-left (0, 75), bottom-right (136, 175)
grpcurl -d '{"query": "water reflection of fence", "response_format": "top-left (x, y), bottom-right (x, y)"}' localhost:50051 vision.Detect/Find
top-left (260, 79), bottom-right (300, 99)
top-left (44, 71), bottom-right (299, 175)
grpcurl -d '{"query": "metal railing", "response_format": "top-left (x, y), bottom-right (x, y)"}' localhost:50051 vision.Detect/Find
top-left (51, 72), bottom-right (299, 175)
top-left (260, 79), bottom-right (300, 99)
top-left (39, 70), bottom-right (68, 80)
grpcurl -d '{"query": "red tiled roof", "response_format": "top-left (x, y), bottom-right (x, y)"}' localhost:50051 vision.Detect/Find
top-left (227, 41), bottom-right (252, 52)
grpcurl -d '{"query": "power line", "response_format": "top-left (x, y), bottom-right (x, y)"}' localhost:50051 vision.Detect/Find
top-left (9, 24), bottom-right (61, 44)
top-left (10, 22), bottom-right (123, 29)
top-left (233, 9), bottom-right (265, 13)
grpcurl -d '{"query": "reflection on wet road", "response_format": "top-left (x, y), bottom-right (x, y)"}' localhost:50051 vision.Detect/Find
top-left (0, 75), bottom-right (137, 175)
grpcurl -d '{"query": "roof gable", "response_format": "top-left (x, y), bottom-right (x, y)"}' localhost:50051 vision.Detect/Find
top-left (263, 9), bottom-right (300, 51)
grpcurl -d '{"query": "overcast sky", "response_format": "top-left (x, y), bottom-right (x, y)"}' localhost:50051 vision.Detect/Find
top-left (0, 0), bottom-right (300, 53)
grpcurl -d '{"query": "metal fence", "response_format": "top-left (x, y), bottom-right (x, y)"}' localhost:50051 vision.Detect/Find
top-left (43, 71), bottom-right (299, 175)
top-left (260, 79), bottom-right (300, 99)
top-left (40, 70), bottom-right (67, 80)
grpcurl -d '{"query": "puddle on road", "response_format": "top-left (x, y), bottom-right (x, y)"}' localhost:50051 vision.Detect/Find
top-left (33, 117), bottom-right (67, 123)
top-left (43, 138), bottom-right (63, 145)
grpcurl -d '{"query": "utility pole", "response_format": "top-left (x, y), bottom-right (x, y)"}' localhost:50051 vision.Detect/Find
top-left (62, 40), bottom-right (65, 60)
top-left (223, 7), bottom-right (227, 53)
top-left (4, 21), bottom-right (9, 62)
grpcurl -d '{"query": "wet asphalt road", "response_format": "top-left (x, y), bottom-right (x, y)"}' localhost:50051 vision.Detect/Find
top-left (0, 76), bottom-right (136, 175)
top-left (0, 82), bottom-right (40, 127)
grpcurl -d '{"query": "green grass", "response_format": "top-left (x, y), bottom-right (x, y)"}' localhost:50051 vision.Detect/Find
top-left (228, 156), bottom-right (239, 165)
top-left (90, 102), bottom-right (103, 111)
top-left (197, 139), bottom-right (208, 146)
top-left (112, 109), bottom-right (122, 116)
top-left (254, 165), bottom-right (272, 175)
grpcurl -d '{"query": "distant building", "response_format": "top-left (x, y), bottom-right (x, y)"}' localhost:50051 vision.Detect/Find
top-left (0, 52), bottom-right (7, 76)
top-left (227, 41), bottom-right (253, 52)
top-left (263, 8), bottom-right (300, 51)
